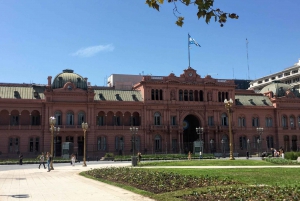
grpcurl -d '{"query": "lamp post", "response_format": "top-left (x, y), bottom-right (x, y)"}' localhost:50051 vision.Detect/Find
top-left (257, 138), bottom-right (260, 157)
top-left (130, 127), bottom-right (138, 166)
top-left (82, 122), bottom-right (88, 167)
top-left (50, 126), bottom-right (60, 158)
top-left (49, 116), bottom-right (56, 170)
top-left (224, 98), bottom-right (235, 160)
top-left (196, 127), bottom-right (204, 155)
top-left (256, 127), bottom-right (263, 157)
top-left (221, 139), bottom-right (225, 158)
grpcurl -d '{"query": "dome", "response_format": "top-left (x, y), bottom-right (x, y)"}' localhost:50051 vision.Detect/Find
top-left (259, 81), bottom-right (292, 97)
top-left (51, 69), bottom-right (87, 89)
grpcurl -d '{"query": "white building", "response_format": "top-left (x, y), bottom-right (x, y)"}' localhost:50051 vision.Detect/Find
top-left (249, 59), bottom-right (300, 92)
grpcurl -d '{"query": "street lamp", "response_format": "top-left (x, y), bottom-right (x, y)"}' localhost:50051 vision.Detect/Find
top-left (82, 122), bottom-right (88, 167)
top-left (196, 127), bottom-right (204, 155)
top-left (49, 116), bottom-right (56, 170)
top-left (257, 138), bottom-right (260, 157)
top-left (130, 127), bottom-right (138, 166)
top-left (224, 98), bottom-right (235, 160)
top-left (256, 127), bottom-right (263, 157)
top-left (50, 126), bottom-right (60, 158)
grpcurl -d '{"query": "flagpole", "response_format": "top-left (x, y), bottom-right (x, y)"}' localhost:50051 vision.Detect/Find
top-left (188, 33), bottom-right (190, 67)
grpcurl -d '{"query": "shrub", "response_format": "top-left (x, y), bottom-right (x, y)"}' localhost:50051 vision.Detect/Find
top-left (104, 153), bottom-right (114, 158)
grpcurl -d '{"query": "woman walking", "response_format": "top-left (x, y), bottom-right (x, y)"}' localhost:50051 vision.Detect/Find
top-left (38, 152), bottom-right (46, 169)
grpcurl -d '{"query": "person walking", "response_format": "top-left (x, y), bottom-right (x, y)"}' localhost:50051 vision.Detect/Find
top-left (19, 153), bottom-right (23, 165)
top-left (38, 152), bottom-right (46, 169)
top-left (46, 152), bottom-right (51, 172)
top-left (137, 152), bottom-right (142, 162)
top-left (71, 154), bottom-right (76, 166)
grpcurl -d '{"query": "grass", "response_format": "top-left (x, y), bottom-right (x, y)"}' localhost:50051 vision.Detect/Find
top-left (80, 159), bottom-right (300, 201)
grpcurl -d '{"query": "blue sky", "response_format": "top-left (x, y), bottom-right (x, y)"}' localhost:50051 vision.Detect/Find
top-left (1, 1), bottom-right (300, 86)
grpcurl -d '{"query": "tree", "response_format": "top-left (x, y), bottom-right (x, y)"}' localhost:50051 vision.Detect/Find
top-left (145, 0), bottom-right (239, 27)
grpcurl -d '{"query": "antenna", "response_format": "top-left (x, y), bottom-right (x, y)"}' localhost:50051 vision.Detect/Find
top-left (246, 38), bottom-right (250, 80)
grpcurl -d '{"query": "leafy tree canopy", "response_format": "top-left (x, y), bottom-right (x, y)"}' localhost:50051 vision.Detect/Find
top-left (145, 0), bottom-right (239, 27)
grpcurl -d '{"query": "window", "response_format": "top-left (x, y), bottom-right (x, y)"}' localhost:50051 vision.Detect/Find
top-left (155, 135), bottom-right (161, 151)
top-left (208, 116), bottom-right (214, 126)
top-left (151, 89), bottom-right (155, 100)
top-left (29, 137), bottom-right (39, 152)
top-left (239, 136), bottom-right (247, 150)
top-left (179, 90), bottom-right (183, 101)
top-left (66, 136), bottom-right (74, 142)
top-left (115, 136), bottom-right (124, 151)
top-left (199, 90), bottom-right (204, 101)
top-left (189, 90), bottom-right (193, 101)
top-left (238, 117), bottom-right (246, 127)
top-left (31, 115), bottom-right (40, 125)
top-left (172, 139), bottom-right (177, 152)
top-left (221, 113), bottom-right (228, 126)
top-left (66, 112), bottom-right (74, 125)
top-left (290, 116), bottom-right (295, 128)
top-left (114, 115), bottom-right (121, 126)
top-left (265, 117), bottom-right (272, 127)
top-left (9, 137), bottom-right (19, 153)
top-left (154, 112), bottom-right (161, 125)
top-left (252, 117), bottom-right (259, 127)
top-left (11, 115), bottom-right (19, 126)
top-left (184, 90), bottom-right (188, 101)
top-left (97, 136), bottom-right (106, 151)
top-left (298, 116), bottom-right (300, 128)
top-left (55, 111), bottom-right (62, 125)
top-left (78, 112), bottom-right (85, 125)
top-left (131, 136), bottom-right (140, 152)
top-left (282, 115), bottom-right (287, 128)
top-left (97, 116), bottom-right (104, 126)
top-left (171, 116), bottom-right (176, 125)
top-left (266, 136), bottom-right (274, 150)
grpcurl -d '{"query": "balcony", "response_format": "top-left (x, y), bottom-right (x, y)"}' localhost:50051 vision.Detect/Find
top-left (0, 125), bottom-right (42, 130)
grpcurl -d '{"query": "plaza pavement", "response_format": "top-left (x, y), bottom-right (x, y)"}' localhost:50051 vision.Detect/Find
top-left (1, 159), bottom-right (300, 201)
top-left (0, 161), bottom-right (155, 201)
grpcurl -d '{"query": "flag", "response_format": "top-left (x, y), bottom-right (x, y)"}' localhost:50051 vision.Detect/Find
top-left (188, 34), bottom-right (200, 47)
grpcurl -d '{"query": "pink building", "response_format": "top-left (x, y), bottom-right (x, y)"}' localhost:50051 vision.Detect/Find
top-left (0, 67), bottom-right (299, 159)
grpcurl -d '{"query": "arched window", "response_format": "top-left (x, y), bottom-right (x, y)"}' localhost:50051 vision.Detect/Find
top-left (55, 111), bottom-right (62, 125)
top-left (66, 111), bottom-right (74, 125)
top-left (189, 90), bottom-right (193, 101)
top-left (155, 89), bottom-right (159, 100)
top-left (265, 117), bottom-right (272, 127)
top-left (282, 115), bottom-right (287, 128)
top-left (292, 135), bottom-right (297, 151)
top-left (154, 112), bottom-right (161, 125)
top-left (238, 117), bottom-right (246, 127)
top-left (179, 90), bottom-right (183, 101)
top-left (155, 135), bottom-right (161, 151)
top-left (200, 90), bottom-right (204, 101)
top-left (221, 113), bottom-right (228, 126)
top-left (184, 90), bottom-right (188, 101)
top-left (290, 116), bottom-right (295, 129)
top-left (97, 136), bottom-right (107, 151)
top-left (78, 112), bottom-right (85, 125)
top-left (252, 117), bottom-right (259, 127)
top-left (151, 89), bottom-right (155, 100)
top-left (159, 89), bottom-right (163, 100)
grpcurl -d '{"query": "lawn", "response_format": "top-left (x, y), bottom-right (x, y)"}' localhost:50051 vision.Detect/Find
top-left (81, 159), bottom-right (300, 201)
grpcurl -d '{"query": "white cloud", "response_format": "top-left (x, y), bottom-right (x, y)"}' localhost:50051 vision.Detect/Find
top-left (70, 44), bottom-right (114, 57)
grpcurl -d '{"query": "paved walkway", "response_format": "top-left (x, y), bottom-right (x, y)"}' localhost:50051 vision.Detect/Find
top-left (0, 162), bottom-right (155, 201)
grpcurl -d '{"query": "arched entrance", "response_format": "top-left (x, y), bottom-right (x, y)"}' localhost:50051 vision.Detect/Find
top-left (182, 115), bottom-right (201, 153)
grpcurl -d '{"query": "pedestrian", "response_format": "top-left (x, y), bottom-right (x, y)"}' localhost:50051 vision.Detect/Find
top-left (188, 151), bottom-right (191, 160)
top-left (38, 152), bottom-right (46, 169)
top-left (246, 151), bottom-right (249, 159)
top-left (71, 154), bottom-right (76, 166)
top-left (137, 152), bottom-right (142, 162)
top-left (281, 150), bottom-right (285, 159)
top-left (46, 152), bottom-right (51, 172)
top-left (199, 151), bottom-right (202, 159)
top-left (19, 153), bottom-right (23, 165)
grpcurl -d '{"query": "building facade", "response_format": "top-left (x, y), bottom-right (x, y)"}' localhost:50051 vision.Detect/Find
top-left (0, 67), bottom-right (300, 159)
